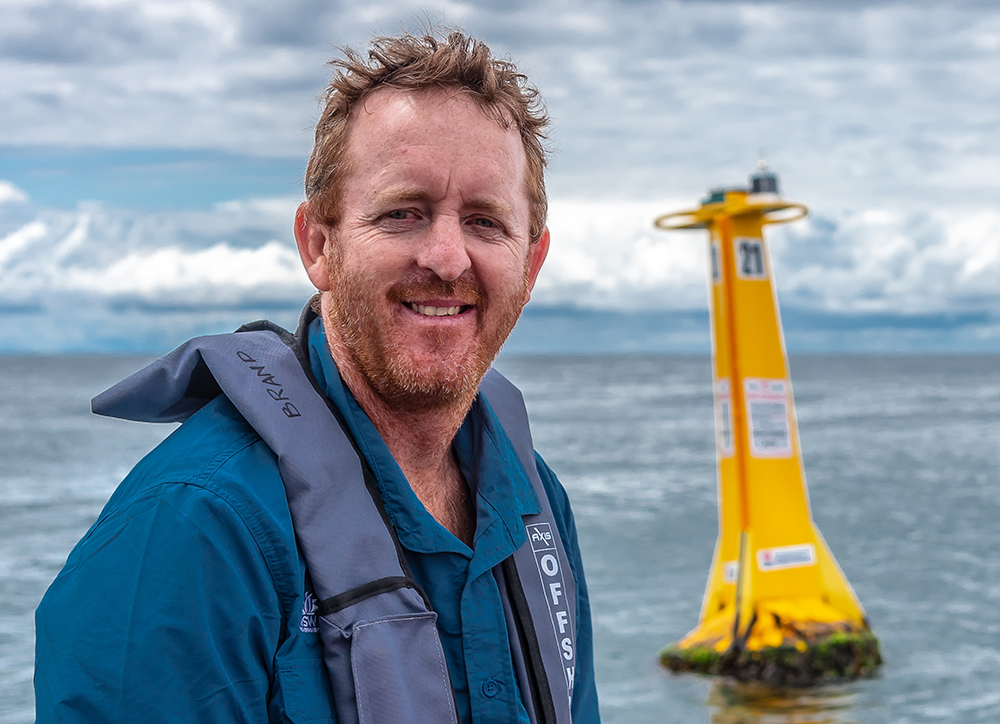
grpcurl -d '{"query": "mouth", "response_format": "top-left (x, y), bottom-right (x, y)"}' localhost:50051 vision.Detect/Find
top-left (402, 302), bottom-right (475, 318)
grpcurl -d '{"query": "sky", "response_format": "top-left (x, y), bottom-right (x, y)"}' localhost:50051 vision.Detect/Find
top-left (1, 0), bottom-right (999, 353)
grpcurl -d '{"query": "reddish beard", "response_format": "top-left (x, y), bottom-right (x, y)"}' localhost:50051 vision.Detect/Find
top-left (325, 256), bottom-right (529, 412)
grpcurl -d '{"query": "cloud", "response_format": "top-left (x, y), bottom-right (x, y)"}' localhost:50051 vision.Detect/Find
top-left (771, 208), bottom-right (1000, 316)
top-left (0, 220), bottom-right (46, 268)
top-left (2, 1), bottom-right (998, 350)
top-left (61, 241), bottom-right (308, 308)
top-left (0, 181), bottom-right (29, 205)
top-left (0, 194), bottom-right (311, 311)
top-left (3, 0), bottom-right (1000, 212)
top-left (537, 200), bottom-right (709, 311)
top-left (1, 189), bottom-right (996, 318)
top-left (1, 187), bottom-right (997, 351)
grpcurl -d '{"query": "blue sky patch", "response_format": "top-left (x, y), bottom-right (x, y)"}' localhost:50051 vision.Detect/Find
top-left (0, 147), bottom-right (303, 210)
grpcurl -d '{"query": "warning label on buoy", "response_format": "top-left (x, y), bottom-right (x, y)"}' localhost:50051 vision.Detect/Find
top-left (715, 378), bottom-right (734, 457)
top-left (757, 543), bottom-right (816, 572)
top-left (744, 378), bottom-right (792, 457)
top-left (723, 560), bottom-right (738, 583)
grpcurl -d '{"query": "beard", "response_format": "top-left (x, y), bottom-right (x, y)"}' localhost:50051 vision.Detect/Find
top-left (324, 250), bottom-right (529, 412)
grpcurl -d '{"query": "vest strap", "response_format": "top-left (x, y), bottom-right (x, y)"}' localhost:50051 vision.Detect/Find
top-left (481, 370), bottom-right (577, 723)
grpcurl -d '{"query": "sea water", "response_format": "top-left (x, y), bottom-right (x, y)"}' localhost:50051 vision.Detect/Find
top-left (1, 354), bottom-right (998, 723)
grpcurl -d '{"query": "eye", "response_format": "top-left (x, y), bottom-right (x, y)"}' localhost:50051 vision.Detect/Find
top-left (466, 215), bottom-right (509, 239)
top-left (385, 209), bottom-right (411, 220)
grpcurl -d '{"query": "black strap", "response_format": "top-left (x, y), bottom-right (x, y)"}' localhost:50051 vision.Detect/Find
top-left (501, 557), bottom-right (559, 724)
top-left (318, 577), bottom-right (422, 616)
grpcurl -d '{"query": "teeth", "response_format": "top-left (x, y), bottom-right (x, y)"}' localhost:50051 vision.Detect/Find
top-left (408, 303), bottom-right (464, 317)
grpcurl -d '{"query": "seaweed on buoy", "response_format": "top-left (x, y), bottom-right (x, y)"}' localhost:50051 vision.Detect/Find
top-left (661, 630), bottom-right (881, 688)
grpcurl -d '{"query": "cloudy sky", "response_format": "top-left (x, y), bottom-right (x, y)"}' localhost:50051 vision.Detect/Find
top-left (2, 0), bottom-right (999, 352)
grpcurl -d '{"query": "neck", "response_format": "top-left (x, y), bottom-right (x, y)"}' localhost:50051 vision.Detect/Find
top-left (320, 295), bottom-right (478, 545)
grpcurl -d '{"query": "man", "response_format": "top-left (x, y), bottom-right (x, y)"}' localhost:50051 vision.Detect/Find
top-left (35, 30), bottom-right (600, 723)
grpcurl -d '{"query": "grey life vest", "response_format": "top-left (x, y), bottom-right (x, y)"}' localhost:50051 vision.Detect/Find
top-left (92, 312), bottom-right (577, 724)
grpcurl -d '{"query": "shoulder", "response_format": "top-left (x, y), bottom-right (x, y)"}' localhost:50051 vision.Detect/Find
top-left (532, 452), bottom-right (579, 544)
top-left (532, 452), bottom-right (586, 578)
top-left (108, 394), bottom-right (287, 513)
top-left (533, 453), bottom-right (573, 523)
top-left (35, 394), bottom-right (334, 720)
top-left (81, 394), bottom-right (301, 607)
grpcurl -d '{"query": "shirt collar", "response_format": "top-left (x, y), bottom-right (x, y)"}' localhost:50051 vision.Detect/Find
top-left (305, 318), bottom-right (541, 566)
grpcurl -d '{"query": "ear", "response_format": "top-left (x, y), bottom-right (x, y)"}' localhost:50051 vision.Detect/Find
top-left (294, 202), bottom-right (332, 291)
top-left (523, 227), bottom-right (550, 303)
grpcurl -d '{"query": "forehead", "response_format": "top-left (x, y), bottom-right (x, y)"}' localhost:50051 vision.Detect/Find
top-left (342, 87), bottom-right (527, 196)
top-left (354, 86), bottom-right (507, 129)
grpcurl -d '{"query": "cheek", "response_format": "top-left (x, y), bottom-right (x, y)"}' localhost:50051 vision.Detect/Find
top-left (476, 251), bottom-right (531, 299)
top-left (328, 238), bottom-right (374, 277)
top-left (338, 230), bottom-right (413, 275)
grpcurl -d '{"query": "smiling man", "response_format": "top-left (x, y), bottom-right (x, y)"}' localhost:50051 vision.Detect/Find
top-left (35, 30), bottom-right (600, 724)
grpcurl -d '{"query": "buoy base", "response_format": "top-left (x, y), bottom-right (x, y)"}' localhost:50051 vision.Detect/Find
top-left (660, 631), bottom-right (882, 687)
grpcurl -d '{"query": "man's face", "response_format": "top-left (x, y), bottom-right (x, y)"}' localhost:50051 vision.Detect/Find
top-left (313, 88), bottom-right (548, 410)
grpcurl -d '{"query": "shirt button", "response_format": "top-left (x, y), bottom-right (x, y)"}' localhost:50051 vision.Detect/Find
top-left (482, 679), bottom-right (499, 698)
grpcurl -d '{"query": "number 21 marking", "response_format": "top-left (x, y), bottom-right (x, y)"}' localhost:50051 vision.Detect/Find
top-left (735, 238), bottom-right (766, 279)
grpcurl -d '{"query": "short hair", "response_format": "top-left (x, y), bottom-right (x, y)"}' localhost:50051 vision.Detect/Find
top-left (305, 29), bottom-right (549, 243)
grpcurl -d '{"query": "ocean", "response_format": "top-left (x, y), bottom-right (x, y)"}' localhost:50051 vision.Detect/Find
top-left (2, 353), bottom-right (998, 723)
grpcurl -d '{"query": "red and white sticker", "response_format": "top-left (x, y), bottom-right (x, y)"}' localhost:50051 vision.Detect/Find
top-left (744, 378), bottom-right (792, 457)
top-left (757, 544), bottom-right (816, 572)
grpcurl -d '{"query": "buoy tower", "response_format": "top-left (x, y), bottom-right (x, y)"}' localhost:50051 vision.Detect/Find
top-left (653, 163), bottom-right (881, 686)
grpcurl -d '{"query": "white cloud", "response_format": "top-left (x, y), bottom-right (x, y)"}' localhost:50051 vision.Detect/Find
top-left (539, 199), bottom-right (708, 310)
top-left (0, 220), bottom-right (46, 267)
top-left (0, 197), bottom-right (314, 309)
top-left (771, 207), bottom-right (1000, 316)
top-left (61, 241), bottom-right (309, 307)
top-left (0, 181), bottom-right (29, 205)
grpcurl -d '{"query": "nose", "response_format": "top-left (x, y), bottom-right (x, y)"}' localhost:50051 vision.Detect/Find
top-left (415, 214), bottom-right (472, 281)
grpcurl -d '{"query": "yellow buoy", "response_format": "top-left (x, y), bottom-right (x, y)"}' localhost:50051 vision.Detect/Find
top-left (654, 163), bottom-right (881, 686)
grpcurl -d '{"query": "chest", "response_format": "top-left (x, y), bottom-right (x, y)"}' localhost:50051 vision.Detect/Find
top-left (414, 474), bottom-right (476, 546)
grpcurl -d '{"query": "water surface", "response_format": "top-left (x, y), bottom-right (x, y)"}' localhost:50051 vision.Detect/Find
top-left (2, 354), bottom-right (998, 723)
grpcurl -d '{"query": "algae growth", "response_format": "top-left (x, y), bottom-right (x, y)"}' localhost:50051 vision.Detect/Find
top-left (660, 630), bottom-right (882, 688)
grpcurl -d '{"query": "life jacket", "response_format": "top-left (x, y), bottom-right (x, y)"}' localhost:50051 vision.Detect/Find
top-left (92, 310), bottom-right (577, 724)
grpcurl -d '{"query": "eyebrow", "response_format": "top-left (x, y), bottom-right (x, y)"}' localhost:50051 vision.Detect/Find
top-left (372, 186), bottom-right (429, 206)
top-left (371, 186), bottom-right (515, 219)
top-left (464, 197), bottom-right (515, 219)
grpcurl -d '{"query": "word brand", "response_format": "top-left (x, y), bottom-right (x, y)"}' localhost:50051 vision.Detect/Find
top-left (236, 350), bottom-right (301, 418)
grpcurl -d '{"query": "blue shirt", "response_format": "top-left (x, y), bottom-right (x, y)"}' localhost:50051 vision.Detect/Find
top-left (35, 321), bottom-right (600, 723)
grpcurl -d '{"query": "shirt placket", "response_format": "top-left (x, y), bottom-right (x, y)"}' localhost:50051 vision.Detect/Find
top-left (461, 557), bottom-right (521, 724)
